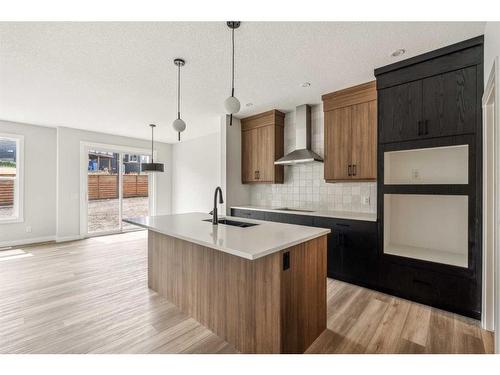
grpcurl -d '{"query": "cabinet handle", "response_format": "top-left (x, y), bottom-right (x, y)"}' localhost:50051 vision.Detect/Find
top-left (352, 164), bottom-right (357, 176)
top-left (424, 120), bottom-right (429, 135)
top-left (257, 170), bottom-right (260, 179)
top-left (417, 120), bottom-right (422, 136)
top-left (348, 164), bottom-right (352, 176)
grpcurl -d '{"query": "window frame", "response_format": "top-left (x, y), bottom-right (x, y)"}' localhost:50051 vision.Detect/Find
top-left (0, 133), bottom-right (24, 224)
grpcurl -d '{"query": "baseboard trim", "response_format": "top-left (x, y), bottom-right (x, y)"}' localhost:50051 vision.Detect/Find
top-left (55, 235), bottom-right (84, 243)
top-left (0, 235), bottom-right (56, 248)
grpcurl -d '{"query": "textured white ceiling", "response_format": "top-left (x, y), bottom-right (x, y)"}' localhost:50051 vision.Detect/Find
top-left (0, 22), bottom-right (485, 143)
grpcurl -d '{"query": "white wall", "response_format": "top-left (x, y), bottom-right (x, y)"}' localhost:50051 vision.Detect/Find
top-left (220, 115), bottom-right (250, 215)
top-left (56, 127), bottom-right (172, 241)
top-left (0, 120), bottom-right (57, 246)
top-left (171, 132), bottom-right (221, 214)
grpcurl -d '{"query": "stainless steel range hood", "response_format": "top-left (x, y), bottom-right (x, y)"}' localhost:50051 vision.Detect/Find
top-left (274, 104), bottom-right (323, 165)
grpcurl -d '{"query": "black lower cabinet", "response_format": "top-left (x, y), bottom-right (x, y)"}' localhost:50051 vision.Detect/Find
top-left (231, 209), bottom-right (379, 291)
top-left (313, 217), bottom-right (378, 289)
top-left (379, 260), bottom-right (480, 319)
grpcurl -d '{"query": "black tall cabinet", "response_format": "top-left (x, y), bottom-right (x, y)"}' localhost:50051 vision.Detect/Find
top-left (374, 36), bottom-right (484, 319)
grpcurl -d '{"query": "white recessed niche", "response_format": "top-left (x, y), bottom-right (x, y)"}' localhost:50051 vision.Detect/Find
top-left (383, 194), bottom-right (468, 268)
top-left (384, 145), bottom-right (468, 185)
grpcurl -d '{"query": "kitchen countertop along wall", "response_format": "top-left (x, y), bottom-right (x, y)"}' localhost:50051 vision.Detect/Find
top-left (249, 104), bottom-right (377, 213)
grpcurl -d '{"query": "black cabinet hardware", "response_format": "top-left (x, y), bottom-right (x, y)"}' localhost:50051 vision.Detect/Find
top-left (352, 164), bottom-right (357, 176)
top-left (283, 251), bottom-right (290, 270)
top-left (348, 164), bottom-right (352, 176)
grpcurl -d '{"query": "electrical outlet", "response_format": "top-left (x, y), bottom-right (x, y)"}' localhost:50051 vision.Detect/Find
top-left (362, 196), bottom-right (370, 205)
top-left (25, 225), bottom-right (32, 233)
top-left (411, 168), bottom-right (420, 180)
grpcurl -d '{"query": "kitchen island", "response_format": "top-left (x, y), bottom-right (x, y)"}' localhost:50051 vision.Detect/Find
top-left (124, 212), bottom-right (330, 354)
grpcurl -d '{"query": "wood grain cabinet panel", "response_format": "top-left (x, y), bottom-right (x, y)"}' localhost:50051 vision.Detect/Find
top-left (351, 101), bottom-right (377, 180)
top-left (422, 66), bottom-right (477, 138)
top-left (241, 110), bottom-right (285, 184)
top-left (148, 231), bottom-right (327, 353)
top-left (257, 125), bottom-right (275, 182)
top-left (325, 107), bottom-right (351, 180)
top-left (322, 81), bottom-right (377, 182)
top-left (378, 66), bottom-right (477, 144)
top-left (378, 80), bottom-right (422, 143)
top-left (241, 128), bottom-right (258, 182)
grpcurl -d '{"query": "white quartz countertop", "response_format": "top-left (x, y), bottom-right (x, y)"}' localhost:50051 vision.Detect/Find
top-left (123, 212), bottom-right (330, 261)
top-left (231, 205), bottom-right (377, 222)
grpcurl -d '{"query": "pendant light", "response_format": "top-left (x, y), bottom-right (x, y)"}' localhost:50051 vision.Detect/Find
top-left (141, 124), bottom-right (164, 172)
top-left (224, 21), bottom-right (241, 126)
top-left (172, 58), bottom-right (186, 141)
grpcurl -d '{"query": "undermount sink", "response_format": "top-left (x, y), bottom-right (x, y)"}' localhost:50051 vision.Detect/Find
top-left (274, 207), bottom-right (315, 213)
top-left (203, 218), bottom-right (259, 228)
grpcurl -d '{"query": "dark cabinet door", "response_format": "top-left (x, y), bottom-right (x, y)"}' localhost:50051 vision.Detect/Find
top-left (341, 224), bottom-right (378, 287)
top-left (378, 81), bottom-right (422, 143)
top-left (422, 66), bottom-right (477, 138)
top-left (328, 231), bottom-right (343, 278)
top-left (313, 217), bottom-right (378, 285)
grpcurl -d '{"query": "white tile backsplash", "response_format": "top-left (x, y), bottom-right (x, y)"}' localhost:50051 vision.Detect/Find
top-left (248, 104), bottom-right (377, 213)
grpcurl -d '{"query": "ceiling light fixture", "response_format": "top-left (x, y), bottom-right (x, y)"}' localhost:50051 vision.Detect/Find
top-left (172, 58), bottom-right (186, 141)
top-left (224, 21), bottom-right (241, 126)
top-left (301, 82), bottom-right (311, 88)
top-left (391, 48), bottom-right (406, 58)
top-left (141, 124), bottom-right (164, 172)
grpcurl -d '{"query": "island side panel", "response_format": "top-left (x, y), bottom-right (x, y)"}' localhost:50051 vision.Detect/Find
top-left (281, 235), bottom-right (327, 353)
top-left (147, 231), bottom-right (283, 353)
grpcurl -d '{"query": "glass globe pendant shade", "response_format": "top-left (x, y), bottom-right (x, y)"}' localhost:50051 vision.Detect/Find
top-left (172, 118), bottom-right (186, 133)
top-left (224, 95), bottom-right (241, 114)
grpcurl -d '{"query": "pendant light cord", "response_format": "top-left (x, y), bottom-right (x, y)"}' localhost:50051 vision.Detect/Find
top-left (229, 26), bottom-right (235, 126)
top-left (231, 26), bottom-right (235, 97)
top-left (177, 63), bottom-right (181, 119)
top-left (151, 125), bottom-right (154, 163)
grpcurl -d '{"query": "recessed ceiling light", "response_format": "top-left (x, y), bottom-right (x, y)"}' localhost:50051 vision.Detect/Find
top-left (391, 49), bottom-right (406, 58)
top-left (245, 102), bottom-right (253, 107)
top-left (301, 82), bottom-right (311, 88)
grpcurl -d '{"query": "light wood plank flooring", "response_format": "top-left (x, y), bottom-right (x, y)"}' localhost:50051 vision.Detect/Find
top-left (0, 231), bottom-right (494, 354)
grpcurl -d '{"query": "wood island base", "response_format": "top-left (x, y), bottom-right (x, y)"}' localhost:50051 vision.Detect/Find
top-left (148, 230), bottom-right (327, 353)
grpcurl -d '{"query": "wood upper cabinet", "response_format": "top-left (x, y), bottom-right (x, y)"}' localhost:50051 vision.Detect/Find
top-left (241, 110), bottom-right (285, 184)
top-left (325, 107), bottom-right (351, 180)
top-left (322, 81), bottom-right (377, 182)
top-left (351, 101), bottom-right (377, 180)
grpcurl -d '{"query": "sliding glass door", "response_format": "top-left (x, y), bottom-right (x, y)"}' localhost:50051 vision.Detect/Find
top-left (86, 147), bottom-right (152, 236)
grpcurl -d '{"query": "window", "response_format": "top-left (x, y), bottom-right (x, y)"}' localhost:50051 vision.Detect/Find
top-left (0, 134), bottom-right (23, 223)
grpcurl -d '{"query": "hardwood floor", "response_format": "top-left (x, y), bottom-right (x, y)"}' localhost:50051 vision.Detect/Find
top-left (0, 231), bottom-right (494, 354)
